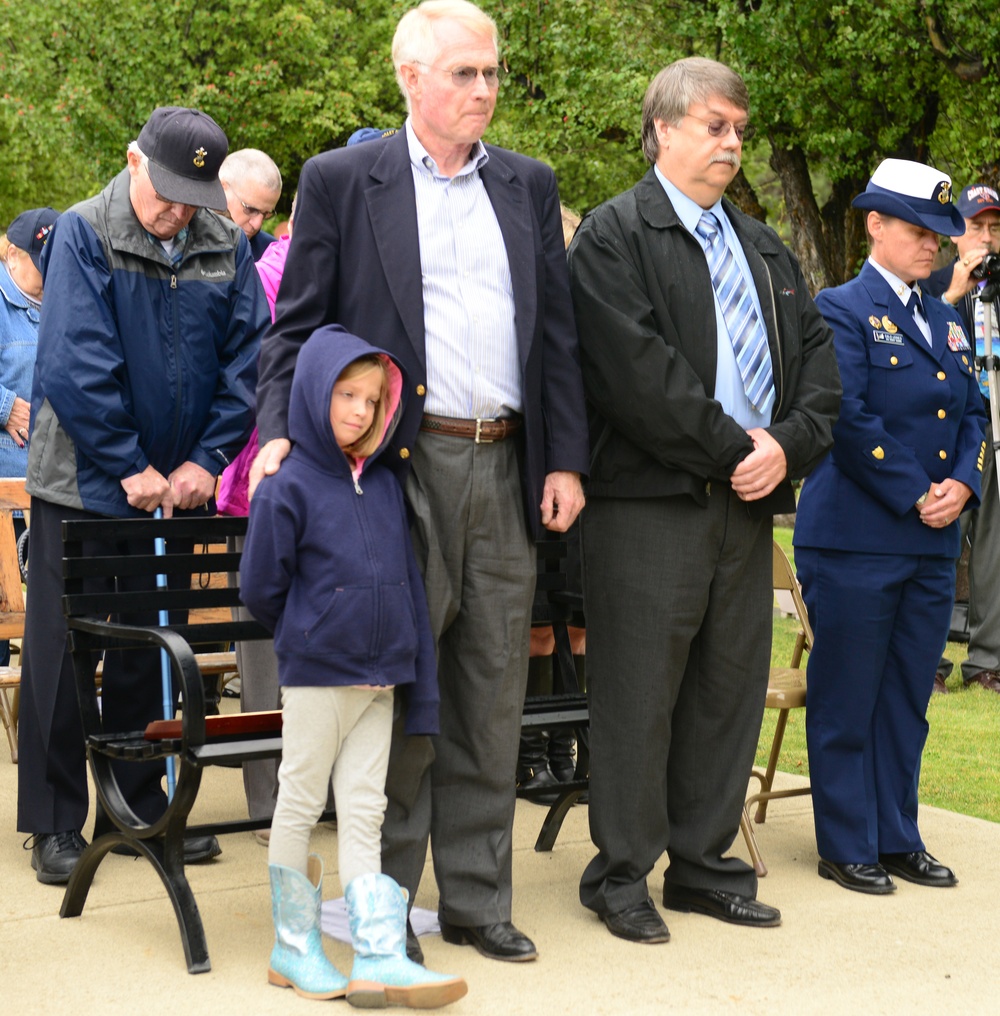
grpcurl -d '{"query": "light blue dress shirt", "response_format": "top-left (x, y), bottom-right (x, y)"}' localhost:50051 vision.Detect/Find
top-left (654, 165), bottom-right (773, 429)
top-left (867, 257), bottom-right (933, 347)
top-left (405, 121), bottom-right (521, 419)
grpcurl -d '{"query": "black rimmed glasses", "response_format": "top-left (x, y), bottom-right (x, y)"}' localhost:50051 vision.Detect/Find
top-left (416, 62), bottom-right (507, 89)
top-left (683, 112), bottom-right (756, 142)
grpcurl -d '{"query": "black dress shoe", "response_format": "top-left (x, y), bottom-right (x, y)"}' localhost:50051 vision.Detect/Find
top-left (28, 830), bottom-right (88, 885)
top-left (879, 851), bottom-right (958, 887)
top-left (662, 881), bottom-right (781, 927)
top-left (516, 762), bottom-right (565, 806)
top-left (602, 897), bottom-right (670, 943)
top-left (817, 858), bottom-right (896, 894)
top-left (439, 919), bottom-right (538, 962)
top-left (406, 917), bottom-right (424, 965)
top-left (110, 834), bottom-right (221, 864)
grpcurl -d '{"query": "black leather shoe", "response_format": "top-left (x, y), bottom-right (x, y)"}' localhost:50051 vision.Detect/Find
top-left (439, 919), bottom-right (538, 962)
top-left (602, 897), bottom-right (670, 943)
top-left (406, 917), bottom-right (424, 965)
top-left (879, 851), bottom-right (958, 887)
top-left (183, 834), bottom-right (222, 863)
top-left (818, 858), bottom-right (896, 894)
top-left (110, 834), bottom-right (221, 864)
top-left (516, 762), bottom-right (565, 806)
top-left (662, 881), bottom-right (781, 927)
top-left (28, 830), bottom-right (88, 885)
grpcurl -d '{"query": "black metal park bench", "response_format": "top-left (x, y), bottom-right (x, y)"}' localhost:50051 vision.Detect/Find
top-left (58, 514), bottom-right (288, 974)
top-left (57, 514), bottom-right (589, 974)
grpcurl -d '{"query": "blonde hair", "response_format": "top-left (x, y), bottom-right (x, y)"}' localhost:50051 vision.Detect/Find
top-left (392, 0), bottom-right (498, 110)
top-left (338, 355), bottom-right (389, 459)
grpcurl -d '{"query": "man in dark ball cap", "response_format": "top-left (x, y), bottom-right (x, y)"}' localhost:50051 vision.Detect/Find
top-left (925, 182), bottom-right (1000, 695)
top-left (17, 106), bottom-right (269, 885)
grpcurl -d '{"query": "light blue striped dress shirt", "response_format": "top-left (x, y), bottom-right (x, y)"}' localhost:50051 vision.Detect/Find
top-left (655, 166), bottom-right (773, 429)
top-left (405, 121), bottom-right (521, 418)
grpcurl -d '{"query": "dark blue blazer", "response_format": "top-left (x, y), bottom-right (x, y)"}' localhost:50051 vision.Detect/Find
top-left (795, 261), bottom-right (986, 558)
top-left (254, 128), bottom-right (589, 537)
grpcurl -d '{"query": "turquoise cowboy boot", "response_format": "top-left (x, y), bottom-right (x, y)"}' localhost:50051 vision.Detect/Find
top-left (268, 854), bottom-right (349, 999)
top-left (344, 872), bottom-right (468, 1009)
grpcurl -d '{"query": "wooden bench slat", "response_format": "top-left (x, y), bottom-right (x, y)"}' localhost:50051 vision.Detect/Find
top-left (145, 709), bottom-right (281, 741)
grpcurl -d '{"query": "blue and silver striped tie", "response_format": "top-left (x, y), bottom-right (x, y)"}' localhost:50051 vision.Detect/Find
top-left (696, 211), bottom-right (775, 414)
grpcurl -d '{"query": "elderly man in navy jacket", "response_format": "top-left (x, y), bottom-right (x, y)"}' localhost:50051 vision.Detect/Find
top-left (19, 106), bottom-right (267, 885)
top-left (795, 159), bottom-right (986, 894)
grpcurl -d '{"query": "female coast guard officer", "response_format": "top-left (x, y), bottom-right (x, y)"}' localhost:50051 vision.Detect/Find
top-left (794, 159), bottom-right (986, 894)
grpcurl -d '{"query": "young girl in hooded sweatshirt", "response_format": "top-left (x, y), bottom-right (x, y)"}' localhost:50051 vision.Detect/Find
top-left (240, 324), bottom-right (467, 1009)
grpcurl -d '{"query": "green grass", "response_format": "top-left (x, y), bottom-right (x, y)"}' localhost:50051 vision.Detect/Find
top-left (759, 527), bottom-right (1000, 823)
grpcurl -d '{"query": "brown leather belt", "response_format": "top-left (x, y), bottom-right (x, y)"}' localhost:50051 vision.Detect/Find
top-left (420, 413), bottom-right (523, 443)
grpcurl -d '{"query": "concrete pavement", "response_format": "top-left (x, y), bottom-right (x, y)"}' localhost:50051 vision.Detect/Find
top-left (2, 737), bottom-right (997, 1015)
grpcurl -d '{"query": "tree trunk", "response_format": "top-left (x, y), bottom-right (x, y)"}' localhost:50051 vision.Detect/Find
top-left (726, 167), bottom-right (767, 223)
top-left (822, 176), bottom-right (869, 287)
top-left (768, 143), bottom-right (831, 296)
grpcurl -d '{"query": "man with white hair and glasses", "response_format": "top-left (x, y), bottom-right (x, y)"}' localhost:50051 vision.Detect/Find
top-left (219, 147), bottom-right (283, 260)
top-left (252, 0), bottom-right (588, 964)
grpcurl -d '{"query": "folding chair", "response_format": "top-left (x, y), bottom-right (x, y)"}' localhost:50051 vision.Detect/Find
top-left (741, 539), bottom-right (813, 876)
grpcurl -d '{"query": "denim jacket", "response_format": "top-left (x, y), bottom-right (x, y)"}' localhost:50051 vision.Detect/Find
top-left (0, 262), bottom-right (39, 477)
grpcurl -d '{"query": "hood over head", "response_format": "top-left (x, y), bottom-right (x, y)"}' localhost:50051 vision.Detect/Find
top-left (288, 324), bottom-right (405, 476)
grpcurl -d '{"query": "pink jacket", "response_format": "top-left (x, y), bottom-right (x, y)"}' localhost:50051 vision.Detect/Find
top-left (217, 235), bottom-right (290, 516)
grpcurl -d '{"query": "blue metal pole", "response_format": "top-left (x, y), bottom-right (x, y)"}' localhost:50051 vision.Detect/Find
top-left (153, 507), bottom-right (176, 800)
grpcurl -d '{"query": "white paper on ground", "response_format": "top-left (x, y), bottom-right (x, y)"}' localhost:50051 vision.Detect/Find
top-left (320, 898), bottom-right (440, 943)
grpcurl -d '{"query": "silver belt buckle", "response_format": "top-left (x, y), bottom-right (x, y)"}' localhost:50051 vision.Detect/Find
top-left (474, 417), bottom-right (495, 444)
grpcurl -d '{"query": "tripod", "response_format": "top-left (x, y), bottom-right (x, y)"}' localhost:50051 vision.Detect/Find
top-left (977, 279), bottom-right (1000, 498)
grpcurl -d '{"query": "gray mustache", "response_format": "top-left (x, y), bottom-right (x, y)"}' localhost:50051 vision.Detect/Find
top-left (711, 153), bottom-right (741, 168)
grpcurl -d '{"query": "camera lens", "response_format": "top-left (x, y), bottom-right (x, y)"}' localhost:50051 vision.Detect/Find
top-left (971, 252), bottom-right (1000, 282)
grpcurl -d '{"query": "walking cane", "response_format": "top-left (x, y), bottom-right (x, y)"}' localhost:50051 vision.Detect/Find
top-left (153, 507), bottom-right (177, 801)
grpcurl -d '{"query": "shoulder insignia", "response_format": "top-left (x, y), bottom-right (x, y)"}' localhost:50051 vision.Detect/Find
top-left (872, 446), bottom-right (885, 460)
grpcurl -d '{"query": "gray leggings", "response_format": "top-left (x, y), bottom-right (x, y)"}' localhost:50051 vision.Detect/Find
top-left (269, 684), bottom-right (393, 887)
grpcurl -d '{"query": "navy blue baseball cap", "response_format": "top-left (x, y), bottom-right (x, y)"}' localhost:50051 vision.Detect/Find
top-left (137, 107), bottom-right (228, 209)
top-left (956, 183), bottom-right (1000, 220)
top-left (347, 127), bottom-right (399, 146)
top-left (853, 158), bottom-right (965, 237)
top-left (6, 207), bottom-right (62, 269)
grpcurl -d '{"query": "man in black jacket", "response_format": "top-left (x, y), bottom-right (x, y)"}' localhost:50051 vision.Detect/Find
top-left (568, 56), bottom-right (840, 943)
top-left (925, 183), bottom-right (1000, 693)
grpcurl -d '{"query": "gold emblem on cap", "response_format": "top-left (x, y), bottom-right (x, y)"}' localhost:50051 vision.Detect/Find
top-left (881, 316), bottom-right (897, 333)
top-left (937, 181), bottom-right (951, 205)
top-left (193, 147), bottom-right (207, 169)
top-left (869, 315), bottom-right (881, 328)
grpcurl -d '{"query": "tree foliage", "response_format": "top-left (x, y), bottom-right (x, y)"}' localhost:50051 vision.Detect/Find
top-left (3, 0), bottom-right (998, 291)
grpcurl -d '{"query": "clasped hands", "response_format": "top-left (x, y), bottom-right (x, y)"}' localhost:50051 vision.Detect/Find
top-left (731, 428), bottom-right (787, 501)
top-left (917, 478), bottom-right (972, 529)
top-left (121, 460), bottom-right (216, 517)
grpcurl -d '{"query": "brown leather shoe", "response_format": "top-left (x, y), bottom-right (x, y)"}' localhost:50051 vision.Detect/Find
top-left (932, 674), bottom-right (949, 694)
top-left (966, 669), bottom-right (1000, 693)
